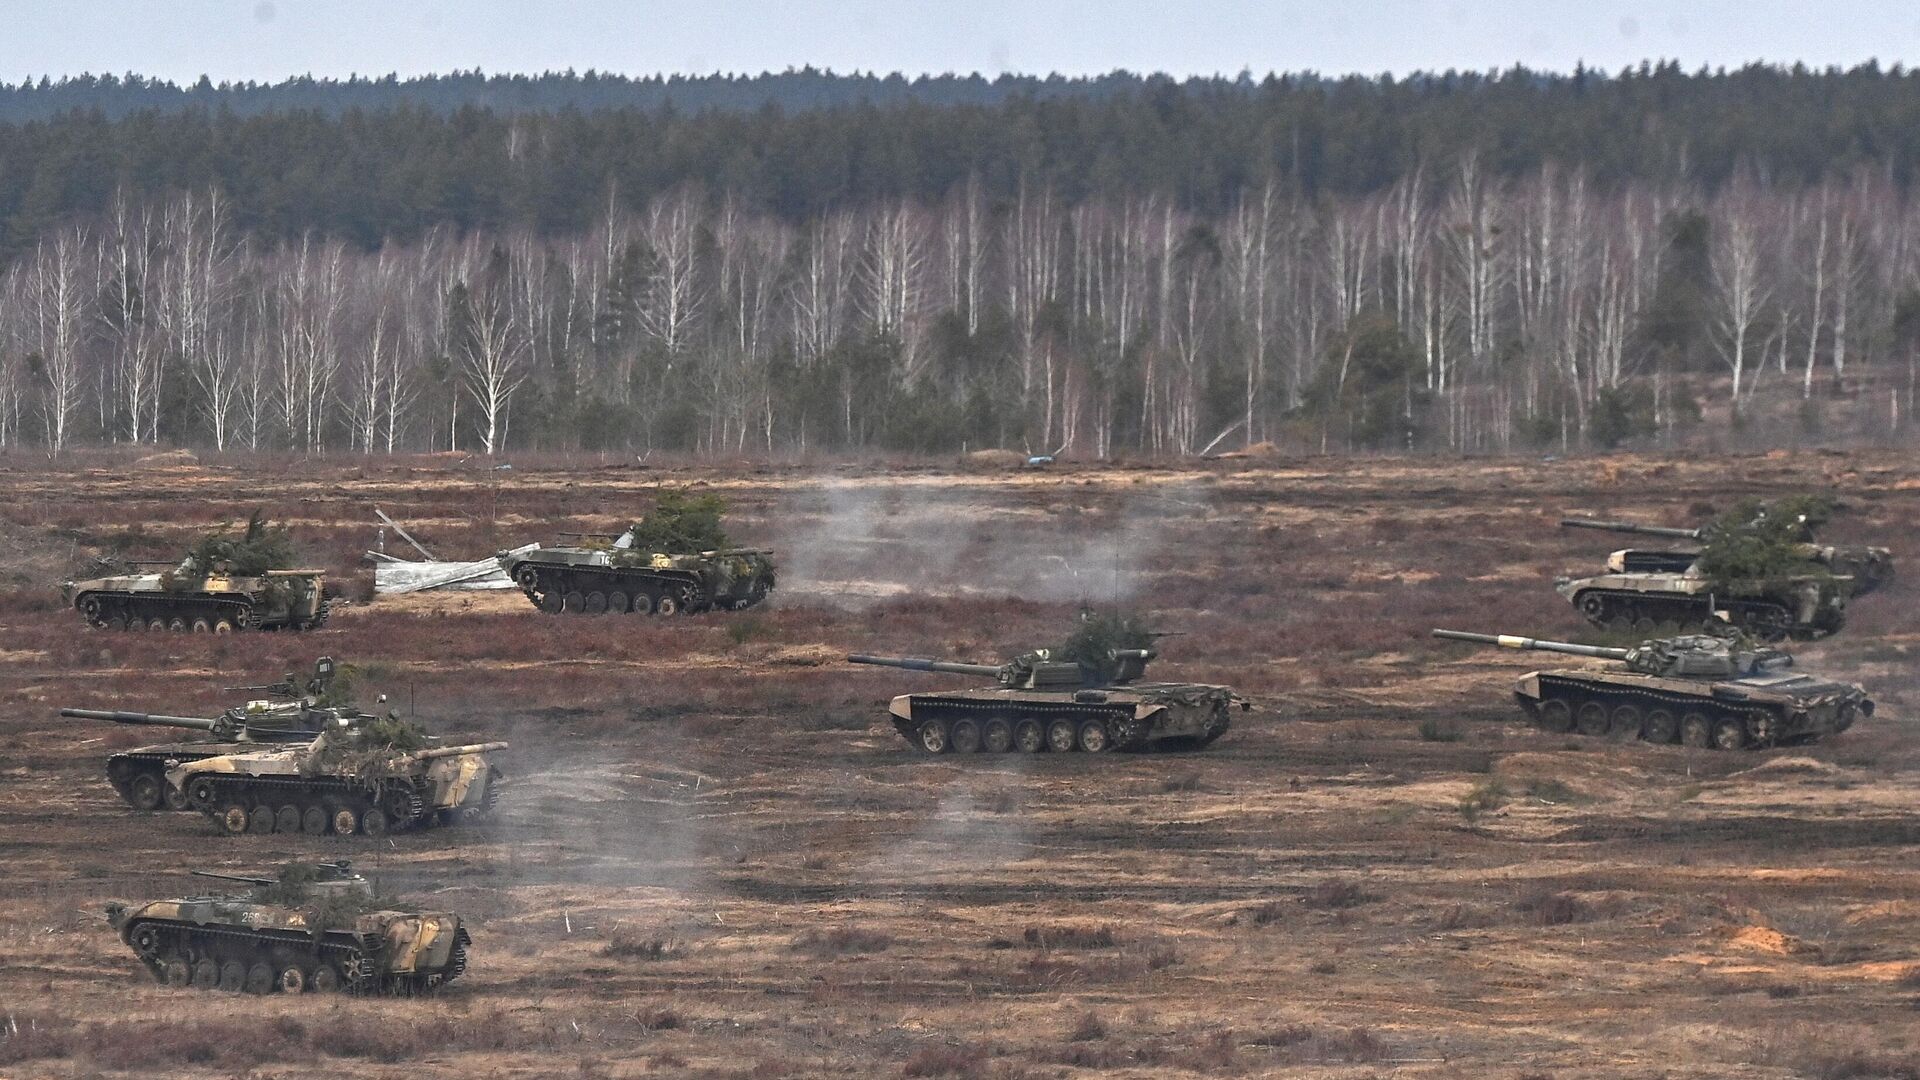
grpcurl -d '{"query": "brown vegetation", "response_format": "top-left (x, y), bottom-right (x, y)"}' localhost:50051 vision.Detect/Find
top-left (0, 451), bottom-right (1916, 1078)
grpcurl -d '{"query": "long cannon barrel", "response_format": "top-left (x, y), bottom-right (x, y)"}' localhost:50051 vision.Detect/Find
top-left (60, 708), bottom-right (220, 731)
top-left (407, 741), bottom-right (511, 761)
top-left (1560, 518), bottom-right (1703, 541)
top-left (1431, 630), bottom-right (1632, 660)
top-left (190, 870), bottom-right (275, 886)
top-left (847, 654), bottom-right (1005, 678)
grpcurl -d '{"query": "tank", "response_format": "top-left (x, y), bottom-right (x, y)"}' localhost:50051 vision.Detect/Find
top-left (1431, 629), bottom-right (1873, 750)
top-left (1562, 515), bottom-right (1895, 597)
top-left (62, 658), bottom-right (353, 812)
top-left (497, 530), bottom-right (775, 616)
top-left (1552, 563), bottom-right (1849, 641)
top-left (848, 647), bottom-right (1247, 754)
top-left (105, 861), bottom-right (470, 995)
top-left (63, 564), bottom-right (330, 632)
top-left (165, 717), bottom-right (508, 837)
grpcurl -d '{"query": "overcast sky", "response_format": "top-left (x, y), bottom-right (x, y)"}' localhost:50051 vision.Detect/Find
top-left (0, 1), bottom-right (1912, 83)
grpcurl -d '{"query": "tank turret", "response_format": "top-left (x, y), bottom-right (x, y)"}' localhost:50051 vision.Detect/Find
top-left (850, 647), bottom-right (1158, 690)
top-left (1431, 628), bottom-right (1872, 750)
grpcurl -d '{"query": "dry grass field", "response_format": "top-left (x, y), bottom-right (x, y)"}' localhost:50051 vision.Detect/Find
top-left (0, 449), bottom-right (1916, 1079)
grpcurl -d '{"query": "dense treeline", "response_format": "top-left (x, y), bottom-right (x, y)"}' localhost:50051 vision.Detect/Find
top-left (4, 66), bottom-right (1920, 458)
top-left (8, 64), bottom-right (1920, 251)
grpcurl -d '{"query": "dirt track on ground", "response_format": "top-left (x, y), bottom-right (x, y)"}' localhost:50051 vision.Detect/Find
top-left (0, 450), bottom-right (1916, 1079)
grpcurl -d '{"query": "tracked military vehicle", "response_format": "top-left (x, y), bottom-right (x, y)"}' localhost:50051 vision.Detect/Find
top-left (1562, 515), bottom-right (1895, 596)
top-left (1432, 629), bottom-right (1872, 750)
top-left (62, 658), bottom-right (352, 811)
top-left (849, 645), bottom-right (1246, 754)
top-left (167, 714), bottom-right (507, 837)
top-left (500, 537), bottom-right (774, 615)
top-left (64, 514), bottom-right (332, 632)
top-left (106, 861), bottom-right (470, 995)
top-left (1552, 563), bottom-right (1848, 641)
top-left (498, 491), bottom-right (775, 615)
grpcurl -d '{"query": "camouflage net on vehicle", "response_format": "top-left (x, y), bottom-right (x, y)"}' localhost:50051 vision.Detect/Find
top-left (298, 714), bottom-right (432, 783)
top-left (253, 863), bottom-right (415, 929)
top-left (161, 512), bottom-right (304, 604)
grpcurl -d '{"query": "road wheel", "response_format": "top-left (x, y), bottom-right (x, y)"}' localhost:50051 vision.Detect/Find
top-left (1014, 719), bottom-right (1045, 753)
top-left (361, 806), bottom-right (390, 836)
top-left (274, 805), bottom-right (301, 834)
top-left (190, 617), bottom-right (211, 634)
top-left (538, 591), bottom-right (564, 614)
top-left (562, 590), bottom-right (586, 614)
top-left (212, 619), bottom-right (233, 635)
top-left (219, 804), bottom-right (250, 835)
top-left (330, 808), bottom-right (359, 835)
top-left (983, 718), bottom-right (1014, 753)
top-left (147, 618), bottom-right (167, 632)
top-left (192, 958), bottom-right (220, 990)
top-left (915, 719), bottom-right (950, 754)
top-left (950, 718), bottom-right (983, 753)
top-left (1609, 703), bottom-right (1643, 738)
top-left (1680, 712), bottom-right (1713, 749)
top-left (1711, 716), bottom-right (1749, 751)
top-left (164, 958), bottom-right (192, 987)
top-left (245, 962), bottom-right (274, 995)
top-left (1574, 701), bottom-right (1609, 736)
top-left (1643, 709), bottom-right (1679, 744)
top-left (1630, 616), bottom-right (1657, 635)
top-left (631, 592), bottom-right (656, 615)
top-left (311, 964), bottom-right (342, 993)
top-left (302, 806), bottom-right (328, 835)
top-left (607, 590), bottom-right (630, 614)
top-left (248, 805), bottom-right (276, 834)
top-left (164, 783), bottom-right (192, 811)
top-left (108, 613), bottom-right (131, 631)
top-left (279, 966), bottom-right (308, 994)
top-left (584, 591), bottom-right (608, 614)
top-left (1046, 718), bottom-right (1078, 753)
top-left (1078, 719), bottom-right (1111, 753)
top-left (1537, 699), bottom-right (1573, 733)
top-left (218, 960), bottom-right (246, 993)
top-left (656, 593), bottom-right (681, 616)
top-left (167, 617), bottom-right (188, 633)
top-left (127, 773), bottom-right (164, 812)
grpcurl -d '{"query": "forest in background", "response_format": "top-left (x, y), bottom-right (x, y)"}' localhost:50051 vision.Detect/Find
top-left (3, 65), bottom-right (1920, 457)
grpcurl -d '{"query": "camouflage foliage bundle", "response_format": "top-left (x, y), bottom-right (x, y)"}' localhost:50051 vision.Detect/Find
top-left (1695, 496), bottom-right (1834, 586)
top-left (1055, 612), bottom-right (1157, 681)
top-left (622, 490), bottom-right (731, 555)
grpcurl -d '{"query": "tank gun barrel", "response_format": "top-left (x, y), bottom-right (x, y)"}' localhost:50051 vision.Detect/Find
top-left (60, 708), bottom-right (220, 731)
top-left (1431, 630), bottom-right (1632, 660)
top-left (1560, 517), bottom-right (1703, 541)
top-left (407, 741), bottom-right (511, 761)
top-left (190, 870), bottom-right (275, 886)
top-left (847, 654), bottom-right (1005, 678)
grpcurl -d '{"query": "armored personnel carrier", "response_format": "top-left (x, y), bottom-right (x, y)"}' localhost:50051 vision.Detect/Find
top-left (168, 715), bottom-right (508, 836)
top-left (500, 538), bottom-right (774, 615)
top-left (1432, 629), bottom-right (1873, 750)
top-left (497, 491), bottom-right (775, 615)
top-left (62, 657), bottom-right (352, 812)
top-left (1552, 563), bottom-right (1848, 641)
top-left (64, 515), bottom-right (331, 632)
top-left (849, 641), bottom-right (1247, 754)
top-left (106, 861), bottom-right (470, 994)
